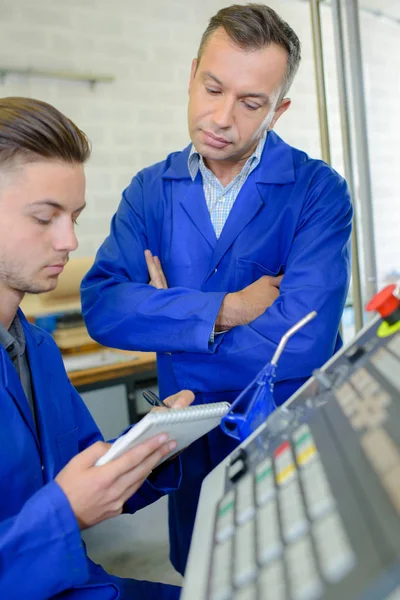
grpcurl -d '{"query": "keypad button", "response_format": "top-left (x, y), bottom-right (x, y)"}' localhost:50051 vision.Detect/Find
top-left (361, 427), bottom-right (400, 476)
top-left (255, 457), bottom-right (275, 506)
top-left (293, 424), bottom-right (318, 468)
top-left (371, 348), bottom-right (400, 396)
top-left (301, 460), bottom-right (335, 521)
top-left (257, 498), bottom-right (283, 565)
top-left (233, 583), bottom-right (257, 600)
top-left (233, 519), bottom-right (257, 588)
top-left (274, 442), bottom-right (297, 486)
top-left (210, 537), bottom-right (233, 600)
top-left (286, 535), bottom-right (323, 600)
top-left (236, 474), bottom-right (255, 525)
top-left (382, 464), bottom-right (400, 515)
top-left (216, 490), bottom-right (235, 543)
top-left (280, 478), bottom-right (309, 542)
top-left (259, 560), bottom-right (286, 600)
top-left (313, 512), bottom-right (356, 583)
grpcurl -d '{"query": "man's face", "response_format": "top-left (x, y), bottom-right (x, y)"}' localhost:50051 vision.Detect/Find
top-left (188, 28), bottom-right (291, 165)
top-left (0, 159), bottom-right (85, 295)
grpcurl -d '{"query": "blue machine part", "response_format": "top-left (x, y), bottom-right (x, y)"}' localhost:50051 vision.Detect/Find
top-left (221, 311), bottom-right (317, 443)
top-left (220, 362), bottom-right (277, 442)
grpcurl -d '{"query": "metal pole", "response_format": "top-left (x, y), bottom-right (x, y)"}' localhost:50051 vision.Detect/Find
top-left (309, 0), bottom-right (332, 165)
top-left (342, 0), bottom-right (378, 305)
top-left (331, 0), bottom-right (364, 331)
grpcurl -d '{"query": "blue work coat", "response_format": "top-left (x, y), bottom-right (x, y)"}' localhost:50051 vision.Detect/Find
top-left (0, 311), bottom-right (181, 600)
top-left (81, 131), bottom-right (352, 573)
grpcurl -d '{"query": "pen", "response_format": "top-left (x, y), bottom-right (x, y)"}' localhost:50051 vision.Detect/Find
top-left (142, 389), bottom-right (170, 409)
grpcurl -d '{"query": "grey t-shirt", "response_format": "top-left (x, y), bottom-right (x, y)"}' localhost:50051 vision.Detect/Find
top-left (0, 314), bottom-right (37, 433)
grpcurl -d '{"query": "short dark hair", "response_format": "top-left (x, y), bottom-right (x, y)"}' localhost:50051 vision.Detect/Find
top-left (198, 3), bottom-right (301, 98)
top-left (0, 97), bottom-right (91, 169)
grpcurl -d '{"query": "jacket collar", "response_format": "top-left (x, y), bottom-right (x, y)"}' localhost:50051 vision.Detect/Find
top-left (162, 131), bottom-right (295, 184)
top-left (18, 308), bottom-right (46, 347)
top-left (0, 309), bottom-right (42, 447)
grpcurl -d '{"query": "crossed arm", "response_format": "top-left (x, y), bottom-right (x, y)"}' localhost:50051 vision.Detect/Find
top-left (145, 249), bottom-right (282, 332)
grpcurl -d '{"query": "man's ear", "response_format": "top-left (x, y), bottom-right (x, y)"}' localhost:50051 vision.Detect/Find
top-left (268, 98), bottom-right (291, 130)
top-left (188, 58), bottom-right (198, 95)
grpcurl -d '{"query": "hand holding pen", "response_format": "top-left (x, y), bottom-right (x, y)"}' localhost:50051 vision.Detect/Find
top-left (142, 389), bottom-right (195, 410)
top-left (142, 389), bottom-right (170, 409)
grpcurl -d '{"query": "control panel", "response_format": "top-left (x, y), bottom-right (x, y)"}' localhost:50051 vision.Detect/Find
top-left (182, 293), bottom-right (400, 600)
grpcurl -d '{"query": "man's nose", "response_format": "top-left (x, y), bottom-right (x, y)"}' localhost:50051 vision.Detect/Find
top-left (212, 96), bottom-right (234, 129)
top-left (53, 221), bottom-right (79, 252)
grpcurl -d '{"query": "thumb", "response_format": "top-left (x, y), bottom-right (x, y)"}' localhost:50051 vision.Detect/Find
top-left (78, 441), bottom-right (112, 466)
top-left (164, 389), bottom-right (195, 409)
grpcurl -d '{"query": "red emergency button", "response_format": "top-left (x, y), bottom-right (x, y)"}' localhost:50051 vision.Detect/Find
top-left (366, 284), bottom-right (400, 319)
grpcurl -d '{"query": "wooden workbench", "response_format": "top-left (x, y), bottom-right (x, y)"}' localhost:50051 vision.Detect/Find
top-left (67, 351), bottom-right (157, 388)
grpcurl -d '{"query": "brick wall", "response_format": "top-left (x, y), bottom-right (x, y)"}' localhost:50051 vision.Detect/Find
top-left (0, 0), bottom-right (398, 284)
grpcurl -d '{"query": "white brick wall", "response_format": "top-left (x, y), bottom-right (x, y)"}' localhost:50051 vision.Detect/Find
top-left (0, 0), bottom-right (398, 284)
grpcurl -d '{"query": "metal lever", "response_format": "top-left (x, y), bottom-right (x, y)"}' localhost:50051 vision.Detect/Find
top-left (271, 311), bottom-right (317, 366)
top-left (221, 311), bottom-right (317, 442)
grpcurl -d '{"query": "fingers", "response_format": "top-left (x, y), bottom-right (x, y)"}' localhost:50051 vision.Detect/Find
top-left (117, 439), bottom-right (177, 503)
top-left (76, 441), bottom-right (112, 467)
top-left (273, 274), bottom-right (283, 286)
top-left (145, 250), bottom-right (163, 288)
top-left (153, 256), bottom-right (168, 288)
top-left (144, 250), bottom-right (167, 289)
top-left (102, 433), bottom-right (174, 480)
top-left (163, 389), bottom-right (195, 409)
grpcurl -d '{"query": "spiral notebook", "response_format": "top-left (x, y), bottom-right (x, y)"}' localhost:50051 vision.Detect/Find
top-left (96, 401), bottom-right (231, 467)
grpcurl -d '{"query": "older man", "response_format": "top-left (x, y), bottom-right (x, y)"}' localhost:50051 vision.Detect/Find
top-left (82, 4), bottom-right (352, 574)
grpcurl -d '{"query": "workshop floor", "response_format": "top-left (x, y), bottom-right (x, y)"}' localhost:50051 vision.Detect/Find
top-left (82, 495), bottom-right (183, 587)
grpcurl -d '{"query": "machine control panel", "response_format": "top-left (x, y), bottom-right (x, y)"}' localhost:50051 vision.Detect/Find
top-left (182, 313), bottom-right (400, 600)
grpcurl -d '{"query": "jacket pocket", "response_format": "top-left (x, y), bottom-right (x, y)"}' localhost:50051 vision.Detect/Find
top-left (56, 426), bottom-right (79, 467)
top-left (235, 257), bottom-right (284, 289)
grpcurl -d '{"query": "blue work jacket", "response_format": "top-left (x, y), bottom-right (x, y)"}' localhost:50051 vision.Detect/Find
top-left (81, 131), bottom-right (352, 572)
top-left (0, 311), bottom-right (181, 600)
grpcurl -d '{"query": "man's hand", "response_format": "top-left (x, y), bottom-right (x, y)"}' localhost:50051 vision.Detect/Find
top-left (215, 274), bottom-right (283, 331)
top-left (149, 390), bottom-right (195, 461)
top-left (161, 389), bottom-right (195, 409)
top-left (56, 435), bottom-right (177, 531)
top-left (150, 389), bottom-right (195, 417)
top-left (145, 249), bottom-right (168, 289)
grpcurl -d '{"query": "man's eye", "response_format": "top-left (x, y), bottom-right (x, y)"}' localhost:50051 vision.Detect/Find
top-left (206, 87), bottom-right (221, 95)
top-left (243, 101), bottom-right (260, 111)
top-left (34, 217), bottom-right (51, 225)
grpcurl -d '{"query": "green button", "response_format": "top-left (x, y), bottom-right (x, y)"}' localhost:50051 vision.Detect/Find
top-left (218, 500), bottom-right (234, 517)
top-left (294, 432), bottom-right (311, 447)
top-left (256, 466), bottom-right (273, 483)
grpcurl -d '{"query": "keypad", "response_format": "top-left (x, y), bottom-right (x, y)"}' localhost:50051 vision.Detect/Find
top-left (209, 426), bottom-right (354, 600)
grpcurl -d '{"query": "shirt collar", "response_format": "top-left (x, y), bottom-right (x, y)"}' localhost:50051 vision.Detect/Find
top-left (188, 131), bottom-right (268, 183)
top-left (0, 313), bottom-right (26, 357)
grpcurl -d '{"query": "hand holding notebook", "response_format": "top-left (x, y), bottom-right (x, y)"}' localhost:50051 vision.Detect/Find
top-left (95, 401), bottom-right (231, 467)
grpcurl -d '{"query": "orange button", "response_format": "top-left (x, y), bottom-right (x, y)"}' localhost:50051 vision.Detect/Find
top-left (366, 284), bottom-right (399, 318)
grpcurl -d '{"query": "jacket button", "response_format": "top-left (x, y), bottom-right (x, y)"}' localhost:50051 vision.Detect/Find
top-left (214, 268), bottom-right (218, 273)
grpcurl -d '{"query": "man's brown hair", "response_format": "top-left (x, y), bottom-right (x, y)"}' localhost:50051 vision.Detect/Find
top-left (0, 97), bottom-right (90, 168)
top-left (198, 4), bottom-right (301, 99)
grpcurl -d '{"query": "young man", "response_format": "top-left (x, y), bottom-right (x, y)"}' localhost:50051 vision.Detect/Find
top-left (0, 97), bottom-right (194, 599)
top-left (81, 4), bottom-right (353, 574)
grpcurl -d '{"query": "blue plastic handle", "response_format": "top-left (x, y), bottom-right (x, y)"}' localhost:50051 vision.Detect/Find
top-left (220, 362), bottom-right (277, 442)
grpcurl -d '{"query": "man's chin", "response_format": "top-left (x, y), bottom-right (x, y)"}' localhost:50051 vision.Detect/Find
top-left (198, 145), bottom-right (234, 162)
top-left (21, 277), bottom-right (59, 295)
